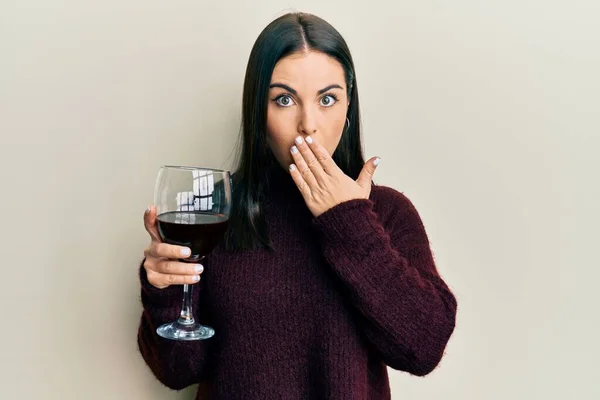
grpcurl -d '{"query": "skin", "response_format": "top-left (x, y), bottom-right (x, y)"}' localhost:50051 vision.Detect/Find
top-left (267, 50), bottom-right (381, 218)
top-left (266, 50), bottom-right (348, 168)
top-left (142, 50), bottom-right (380, 289)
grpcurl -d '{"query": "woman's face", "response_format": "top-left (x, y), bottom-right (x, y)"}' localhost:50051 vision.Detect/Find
top-left (266, 50), bottom-right (349, 171)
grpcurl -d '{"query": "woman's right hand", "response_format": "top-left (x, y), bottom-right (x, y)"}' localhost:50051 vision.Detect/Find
top-left (142, 206), bottom-right (204, 289)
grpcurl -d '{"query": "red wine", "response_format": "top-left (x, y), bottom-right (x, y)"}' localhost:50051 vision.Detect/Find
top-left (157, 211), bottom-right (229, 261)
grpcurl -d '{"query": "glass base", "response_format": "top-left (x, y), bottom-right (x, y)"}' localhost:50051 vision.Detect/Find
top-left (156, 321), bottom-right (215, 341)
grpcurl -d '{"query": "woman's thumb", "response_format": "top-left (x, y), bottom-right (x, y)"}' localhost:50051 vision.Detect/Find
top-left (356, 157), bottom-right (381, 188)
top-left (143, 206), bottom-right (161, 242)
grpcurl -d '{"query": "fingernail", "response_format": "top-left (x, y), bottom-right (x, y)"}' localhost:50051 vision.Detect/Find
top-left (289, 164), bottom-right (296, 171)
top-left (194, 264), bottom-right (204, 273)
top-left (145, 206), bottom-right (151, 214)
top-left (193, 275), bottom-right (200, 282)
top-left (374, 158), bottom-right (381, 166)
top-left (181, 248), bottom-right (191, 257)
top-left (295, 136), bottom-right (304, 145)
top-left (291, 146), bottom-right (298, 154)
top-left (305, 136), bottom-right (313, 144)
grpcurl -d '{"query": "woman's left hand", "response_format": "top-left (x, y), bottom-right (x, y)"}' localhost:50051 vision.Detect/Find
top-left (288, 135), bottom-right (381, 217)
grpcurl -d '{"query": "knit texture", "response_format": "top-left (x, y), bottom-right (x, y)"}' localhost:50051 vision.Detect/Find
top-left (137, 165), bottom-right (457, 399)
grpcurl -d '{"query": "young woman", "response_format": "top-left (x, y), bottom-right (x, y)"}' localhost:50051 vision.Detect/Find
top-left (138, 12), bottom-right (457, 400)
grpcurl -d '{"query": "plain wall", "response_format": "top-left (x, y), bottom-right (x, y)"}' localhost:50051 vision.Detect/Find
top-left (1, 1), bottom-right (599, 399)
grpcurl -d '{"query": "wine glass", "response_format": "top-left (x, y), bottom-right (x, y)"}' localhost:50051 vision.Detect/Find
top-left (153, 165), bottom-right (231, 341)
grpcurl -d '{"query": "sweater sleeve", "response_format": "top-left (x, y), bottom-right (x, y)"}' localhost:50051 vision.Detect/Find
top-left (137, 261), bottom-right (215, 390)
top-left (312, 187), bottom-right (457, 376)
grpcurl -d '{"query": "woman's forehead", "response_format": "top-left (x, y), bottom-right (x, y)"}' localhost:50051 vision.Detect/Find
top-left (271, 51), bottom-right (346, 90)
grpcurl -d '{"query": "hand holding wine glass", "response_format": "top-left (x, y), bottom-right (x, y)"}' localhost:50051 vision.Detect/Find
top-left (143, 207), bottom-right (205, 289)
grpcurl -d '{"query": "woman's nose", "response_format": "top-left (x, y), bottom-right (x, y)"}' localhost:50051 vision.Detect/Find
top-left (298, 107), bottom-right (317, 135)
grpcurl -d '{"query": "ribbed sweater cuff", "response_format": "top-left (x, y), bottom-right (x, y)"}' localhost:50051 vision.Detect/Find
top-left (312, 198), bottom-right (401, 291)
top-left (312, 198), bottom-right (383, 244)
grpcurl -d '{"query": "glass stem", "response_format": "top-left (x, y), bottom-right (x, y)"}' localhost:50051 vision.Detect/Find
top-left (178, 284), bottom-right (196, 325)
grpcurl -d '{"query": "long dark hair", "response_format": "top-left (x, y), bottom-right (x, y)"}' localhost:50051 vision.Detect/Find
top-left (224, 12), bottom-right (366, 251)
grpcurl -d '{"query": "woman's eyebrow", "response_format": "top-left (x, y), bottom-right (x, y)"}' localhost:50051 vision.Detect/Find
top-left (269, 83), bottom-right (344, 96)
top-left (317, 84), bottom-right (343, 95)
top-left (269, 83), bottom-right (297, 95)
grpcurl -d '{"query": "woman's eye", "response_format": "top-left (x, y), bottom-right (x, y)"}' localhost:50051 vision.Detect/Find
top-left (276, 95), bottom-right (295, 107)
top-left (320, 95), bottom-right (337, 107)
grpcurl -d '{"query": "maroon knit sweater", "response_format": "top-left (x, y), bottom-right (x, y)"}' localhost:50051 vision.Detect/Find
top-left (137, 165), bottom-right (457, 399)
